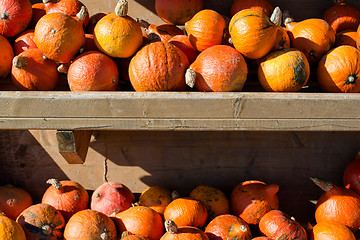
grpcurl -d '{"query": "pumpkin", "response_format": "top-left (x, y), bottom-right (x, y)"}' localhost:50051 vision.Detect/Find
top-left (324, 0), bottom-right (360, 34)
top-left (0, 184), bottom-right (32, 221)
top-left (317, 45), bottom-right (360, 93)
top-left (68, 51), bottom-right (119, 91)
top-left (186, 45), bottom-right (248, 92)
top-left (30, 3), bottom-right (46, 28)
top-left (251, 237), bottom-right (271, 240)
top-left (230, 0), bottom-right (273, 17)
top-left (129, 41), bottom-right (189, 91)
top-left (311, 177), bottom-right (360, 231)
top-left (41, 178), bottom-right (89, 221)
top-left (0, 0), bottom-right (32, 37)
top-left (63, 209), bottom-right (117, 240)
top-left (164, 197), bottom-right (207, 228)
top-left (11, 48), bottom-right (59, 90)
top-left (185, 9), bottom-right (226, 52)
top-left (357, 24), bottom-right (360, 48)
top-left (138, 185), bottom-right (173, 216)
top-left (343, 152), bottom-right (360, 195)
top-left (189, 185), bottom-right (230, 220)
top-left (94, 0), bottom-right (143, 58)
top-left (34, 6), bottom-right (86, 63)
top-left (155, 0), bottom-right (204, 25)
top-left (259, 210), bottom-right (307, 240)
top-left (335, 30), bottom-right (357, 47)
top-left (17, 203), bottom-right (65, 240)
top-left (13, 29), bottom-right (37, 56)
top-left (204, 214), bottom-right (252, 240)
top-left (273, 27), bottom-right (291, 50)
top-left (160, 219), bottom-right (209, 240)
top-left (231, 180), bottom-right (279, 225)
top-left (121, 232), bottom-right (151, 240)
top-left (85, 12), bottom-right (107, 34)
top-left (91, 182), bottom-right (135, 216)
top-left (311, 221), bottom-right (355, 240)
top-left (0, 34), bottom-right (14, 79)
top-left (137, 19), bottom-right (184, 43)
top-left (258, 48), bottom-right (310, 92)
top-left (0, 214), bottom-right (26, 240)
top-left (114, 205), bottom-right (164, 240)
top-left (285, 18), bottom-right (335, 64)
top-left (168, 35), bottom-right (199, 63)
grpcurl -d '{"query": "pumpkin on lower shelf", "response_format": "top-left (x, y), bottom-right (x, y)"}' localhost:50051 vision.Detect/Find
top-left (168, 35), bottom-right (200, 64)
top-left (0, 213), bottom-right (26, 240)
top-left (160, 219), bottom-right (209, 240)
top-left (0, 184), bottom-right (32, 221)
top-left (0, 34), bottom-right (14, 79)
top-left (138, 185), bottom-right (173, 216)
top-left (310, 221), bottom-right (355, 240)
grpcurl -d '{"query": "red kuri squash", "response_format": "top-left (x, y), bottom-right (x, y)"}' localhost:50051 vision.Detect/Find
top-left (0, 34), bottom-right (14, 79)
top-left (0, 0), bottom-right (32, 37)
top-left (0, 184), bottom-right (32, 220)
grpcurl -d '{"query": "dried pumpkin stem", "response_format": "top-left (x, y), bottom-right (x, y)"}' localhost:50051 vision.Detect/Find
top-left (171, 190), bottom-right (180, 200)
top-left (310, 177), bottom-right (334, 192)
top-left (12, 55), bottom-right (28, 69)
top-left (115, 0), bottom-right (128, 17)
top-left (270, 6), bottom-right (282, 26)
top-left (136, 18), bottom-right (150, 29)
top-left (41, 224), bottom-right (52, 235)
top-left (185, 68), bottom-right (196, 88)
top-left (100, 232), bottom-right (109, 240)
top-left (46, 178), bottom-right (62, 190)
top-left (76, 6), bottom-right (87, 22)
top-left (164, 219), bottom-right (178, 234)
top-left (0, 12), bottom-right (9, 20)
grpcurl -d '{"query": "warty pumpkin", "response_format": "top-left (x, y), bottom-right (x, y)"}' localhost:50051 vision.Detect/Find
top-left (311, 221), bottom-right (355, 240)
top-left (0, 184), bottom-right (32, 221)
top-left (0, 0), bottom-right (32, 37)
top-left (230, 0), bottom-right (273, 17)
top-left (335, 30), bottom-right (357, 47)
top-left (0, 34), bottom-right (14, 79)
top-left (160, 219), bottom-right (209, 240)
top-left (0, 214), bottom-right (26, 240)
top-left (343, 152), bottom-right (360, 195)
top-left (138, 185), bottom-right (173, 216)
top-left (13, 29), bottom-right (37, 56)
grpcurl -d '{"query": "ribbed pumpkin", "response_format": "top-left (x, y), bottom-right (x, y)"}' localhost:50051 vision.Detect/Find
top-left (138, 19), bottom-right (184, 43)
top-left (129, 41), bottom-right (189, 91)
top-left (259, 210), bottom-right (307, 240)
top-left (317, 45), bottom-right (360, 93)
top-left (0, 34), bottom-right (14, 79)
top-left (41, 178), bottom-right (89, 221)
top-left (13, 29), bottom-right (37, 56)
top-left (30, 3), bottom-right (46, 27)
top-left (311, 177), bottom-right (360, 231)
top-left (204, 214), bottom-right (252, 240)
top-left (16, 203), bottom-right (65, 240)
top-left (343, 152), bottom-right (360, 195)
top-left (34, 6), bottom-right (86, 63)
top-left (285, 18), bottom-right (335, 64)
top-left (335, 30), bottom-right (357, 47)
top-left (94, 0), bottom-right (142, 58)
top-left (164, 197), bottom-right (208, 228)
top-left (258, 48), bottom-right (310, 92)
top-left (11, 48), bottom-right (59, 90)
top-left (114, 206), bottom-right (164, 240)
top-left (189, 185), bottom-right (230, 220)
top-left (0, 185), bottom-right (32, 221)
top-left (185, 9), bottom-right (226, 52)
top-left (64, 209), bottom-right (117, 240)
top-left (231, 180), bottom-right (279, 225)
top-left (324, 0), bottom-right (360, 34)
top-left (0, 214), bottom-right (26, 240)
top-left (185, 45), bottom-right (248, 92)
top-left (311, 221), bottom-right (355, 240)
top-left (230, 0), bottom-right (273, 17)
top-left (138, 186), bottom-right (173, 216)
top-left (0, 0), bottom-right (32, 37)
top-left (168, 35), bottom-right (199, 63)
top-left (160, 219), bottom-right (209, 240)
top-left (68, 51), bottom-right (119, 91)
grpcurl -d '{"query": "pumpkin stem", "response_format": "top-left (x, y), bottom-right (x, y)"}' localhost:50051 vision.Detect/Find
top-left (12, 55), bottom-right (28, 69)
top-left (270, 6), bottom-right (282, 26)
top-left (46, 178), bottom-right (62, 190)
top-left (115, 0), bottom-right (128, 17)
top-left (148, 33), bottom-right (160, 42)
top-left (309, 200), bottom-right (317, 205)
top-left (100, 232), bottom-right (109, 240)
top-left (136, 18), bottom-right (151, 29)
top-left (0, 12), bottom-right (9, 20)
top-left (131, 202), bottom-right (140, 207)
top-left (57, 63), bottom-right (69, 74)
top-left (76, 6), bottom-right (87, 22)
top-left (42, 0), bottom-right (57, 3)
top-left (164, 219), bottom-right (178, 234)
top-left (310, 177), bottom-right (334, 192)
top-left (171, 190), bottom-right (180, 200)
top-left (41, 224), bottom-right (53, 235)
top-left (346, 75), bottom-right (357, 85)
top-left (121, 231), bottom-right (131, 238)
top-left (185, 68), bottom-right (196, 88)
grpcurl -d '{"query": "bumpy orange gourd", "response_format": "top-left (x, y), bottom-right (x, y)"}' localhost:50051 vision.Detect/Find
top-left (160, 219), bottom-right (209, 240)
top-left (94, 0), bottom-right (142, 58)
top-left (186, 45), bottom-right (248, 92)
top-left (317, 45), bottom-right (360, 93)
top-left (138, 186), bottom-right (173, 216)
top-left (185, 9), bottom-right (226, 52)
top-left (343, 152), bottom-right (360, 195)
top-left (231, 180), bottom-right (279, 225)
top-left (0, 34), bottom-right (14, 79)
top-left (230, 0), bottom-right (273, 17)
top-left (0, 0), bottom-right (32, 37)
top-left (311, 221), bottom-right (355, 240)
top-left (13, 30), bottom-right (37, 56)
top-left (0, 185), bottom-right (32, 221)
top-left (169, 35), bottom-right (199, 63)
top-left (335, 30), bottom-right (357, 47)
top-left (0, 214), bottom-right (26, 240)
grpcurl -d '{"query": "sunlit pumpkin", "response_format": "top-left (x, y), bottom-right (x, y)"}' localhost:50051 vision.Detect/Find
top-left (311, 221), bottom-right (355, 240)
top-left (0, 0), bottom-right (32, 37)
top-left (0, 214), bottom-right (26, 240)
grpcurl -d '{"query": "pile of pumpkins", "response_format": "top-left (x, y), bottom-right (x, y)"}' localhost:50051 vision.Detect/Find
top-left (1, 152), bottom-right (360, 239)
top-left (1, 0), bottom-right (360, 92)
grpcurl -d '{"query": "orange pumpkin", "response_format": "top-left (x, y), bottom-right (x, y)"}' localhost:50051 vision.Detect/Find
top-left (231, 180), bottom-right (279, 225)
top-left (230, 0), bottom-right (273, 17)
top-left (0, 184), bottom-right (32, 221)
top-left (121, 232), bottom-right (151, 240)
top-left (64, 209), bottom-right (117, 240)
top-left (155, 0), bottom-right (204, 25)
top-left (189, 185), bottom-right (230, 220)
top-left (168, 35), bottom-right (199, 63)
top-left (311, 221), bottom-right (355, 240)
top-left (0, 34), bottom-right (14, 79)
top-left (273, 27), bottom-right (291, 50)
top-left (335, 30), bottom-right (357, 47)
top-left (205, 214), bottom-right (252, 240)
top-left (129, 41), bottom-right (189, 91)
top-left (138, 19), bottom-right (184, 43)
top-left (186, 45), bottom-right (248, 92)
top-left (17, 203), bottom-right (65, 240)
top-left (311, 177), bottom-right (360, 231)
top-left (11, 48), bottom-right (59, 90)
top-left (138, 185), bottom-right (173, 216)
top-left (317, 45), bottom-right (360, 93)
top-left (30, 3), bottom-right (46, 28)
top-left (0, 0), bottom-right (32, 37)
top-left (164, 197), bottom-right (207, 228)
top-left (160, 219), bottom-right (209, 240)
top-left (94, 0), bottom-right (143, 58)
top-left (343, 152), bottom-right (360, 195)
top-left (259, 210), bottom-right (307, 240)
top-left (185, 9), bottom-right (226, 52)
top-left (258, 48), bottom-right (310, 92)
top-left (13, 29), bottom-right (37, 56)
top-left (0, 214), bottom-right (26, 240)
top-left (85, 12), bottom-right (107, 34)
top-left (68, 51), bottom-right (119, 91)
top-left (34, 7), bottom-right (86, 63)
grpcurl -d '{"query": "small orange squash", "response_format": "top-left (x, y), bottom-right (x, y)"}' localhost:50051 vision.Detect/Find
top-left (160, 219), bottom-right (209, 240)
top-left (13, 29), bottom-right (37, 56)
top-left (138, 185), bottom-right (173, 216)
top-left (0, 34), bottom-right (14, 79)
top-left (0, 0), bottom-right (32, 37)
top-left (0, 214), bottom-right (26, 240)
top-left (169, 35), bottom-right (199, 63)
top-left (0, 184), bottom-right (32, 221)
top-left (311, 221), bottom-right (355, 240)
top-left (335, 30), bottom-right (357, 47)
top-left (230, 0), bottom-right (273, 17)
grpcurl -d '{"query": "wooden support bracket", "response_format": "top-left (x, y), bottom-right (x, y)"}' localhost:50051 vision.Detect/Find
top-left (56, 130), bottom-right (93, 164)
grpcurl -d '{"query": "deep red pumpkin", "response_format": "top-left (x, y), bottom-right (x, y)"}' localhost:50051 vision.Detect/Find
top-left (0, 0), bottom-right (32, 37)
top-left (0, 184), bottom-right (32, 220)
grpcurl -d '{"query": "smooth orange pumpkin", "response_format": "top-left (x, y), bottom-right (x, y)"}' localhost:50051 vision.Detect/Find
top-left (343, 152), bottom-right (360, 195)
top-left (138, 19), bottom-right (184, 43)
top-left (138, 185), bottom-right (173, 216)
top-left (185, 9), bottom-right (226, 52)
top-left (230, 0), bottom-right (273, 17)
top-left (0, 0), bottom-right (32, 37)
top-left (155, 0), bottom-right (204, 25)
top-left (94, 0), bottom-right (143, 58)
top-left (258, 48), bottom-right (310, 92)
top-left (317, 45), bottom-right (360, 93)
top-left (0, 184), bottom-right (32, 221)
top-left (0, 34), bottom-right (14, 79)
top-left (11, 48), bottom-right (59, 90)
top-left (205, 214), bottom-right (252, 240)
top-left (30, 3), bottom-right (46, 28)
top-left (186, 45), bottom-right (248, 92)
top-left (311, 221), bottom-right (355, 240)
top-left (231, 180), bottom-right (279, 225)
top-left (160, 219), bottom-right (209, 240)
top-left (168, 35), bottom-right (199, 63)
top-left (0, 214), bottom-right (26, 240)
top-left (335, 30), bottom-right (357, 47)
top-left (64, 209), bottom-right (117, 240)
top-left (13, 29), bottom-right (37, 56)
top-left (68, 51), bottom-right (119, 91)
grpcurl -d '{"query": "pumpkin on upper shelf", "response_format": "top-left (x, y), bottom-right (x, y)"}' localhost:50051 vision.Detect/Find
top-left (0, 0), bottom-right (32, 37)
